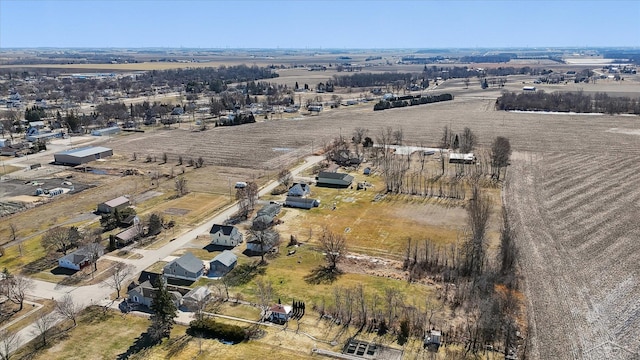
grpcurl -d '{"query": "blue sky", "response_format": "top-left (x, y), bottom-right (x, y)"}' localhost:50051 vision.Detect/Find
top-left (1, 0), bottom-right (639, 48)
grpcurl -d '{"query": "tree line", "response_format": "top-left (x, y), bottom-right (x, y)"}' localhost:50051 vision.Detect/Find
top-left (373, 93), bottom-right (453, 111)
top-left (496, 90), bottom-right (640, 114)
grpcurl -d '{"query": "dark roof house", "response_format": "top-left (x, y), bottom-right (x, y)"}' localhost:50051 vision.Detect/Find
top-left (127, 280), bottom-right (182, 309)
top-left (209, 224), bottom-right (243, 247)
top-left (284, 196), bottom-right (320, 209)
top-left (316, 171), bottom-right (354, 187)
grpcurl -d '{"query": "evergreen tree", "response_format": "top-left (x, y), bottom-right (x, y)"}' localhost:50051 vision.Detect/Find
top-left (149, 277), bottom-right (177, 341)
top-left (148, 213), bottom-right (163, 235)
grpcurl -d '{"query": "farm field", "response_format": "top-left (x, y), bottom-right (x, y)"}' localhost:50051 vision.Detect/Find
top-left (506, 151), bottom-right (640, 359)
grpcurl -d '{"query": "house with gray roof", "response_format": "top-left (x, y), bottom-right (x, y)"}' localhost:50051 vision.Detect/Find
top-left (127, 280), bottom-right (182, 309)
top-left (163, 252), bottom-right (204, 282)
top-left (58, 244), bottom-right (105, 271)
top-left (54, 146), bottom-right (113, 166)
top-left (316, 171), bottom-right (354, 187)
top-left (209, 224), bottom-right (243, 247)
top-left (288, 183), bottom-right (311, 197)
top-left (257, 203), bottom-right (281, 218)
top-left (284, 196), bottom-right (320, 209)
top-left (209, 250), bottom-right (238, 277)
top-left (97, 196), bottom-right (130, 213)
top-left (182, 286), bottom-right (211, 311)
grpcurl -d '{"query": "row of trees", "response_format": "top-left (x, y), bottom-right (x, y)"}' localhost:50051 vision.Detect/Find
top-left (401, 186), bottom-right (521, 355)
top-left (373, 93), bottom-right (453, 111)
top-left (496, 90), bottom-right (640, 114)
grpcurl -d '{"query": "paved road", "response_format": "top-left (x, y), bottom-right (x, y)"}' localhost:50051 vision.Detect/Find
top-left (10, 155), bottom-right (324, 354)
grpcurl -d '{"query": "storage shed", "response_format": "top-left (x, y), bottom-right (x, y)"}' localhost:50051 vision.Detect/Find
top-left (316, 171), bottom-right (354, 187)
top-left (91, 126), bottom-right (121, 136)
top-left (208, 250), bottom-right (238, 277)
top-left (284, 196), bottom-right (320, 209)
top-left (97, 196), bottom-right (130, 213)
top-left (54, 146), bottom-right (113, 165)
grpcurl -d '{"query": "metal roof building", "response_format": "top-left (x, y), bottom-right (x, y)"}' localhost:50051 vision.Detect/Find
top-left (54, 146), bottom-right (113, 165)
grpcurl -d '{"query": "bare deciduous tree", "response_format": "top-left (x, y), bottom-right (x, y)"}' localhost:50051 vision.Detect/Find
top-left (0, 329), bottom-right (19, 360)
top-left (5, 275), bottom-right (33, 311)
top-left (490, 136), bottom-right (512, 181)
top-left (464, 184), bottom-right (491, 277)
top-left (459, 127), bottom-right (477, 154)
top-left (55, 294), bottom-right (81, 327)
top-left (248, 228), bottom-right (280, 264)
top-left (175, 176), bottom-right (188, 197)
top-left (318, 228), bottom-right (347, 273)
top-left (105, 262), bottom-right (133, 299)
top-left (255, 278), bottom-right (273, 319)
top-left (41, 226), bottom-right (76, 255)
top-left (236, 181), bottom-right (258, 213)
top-left (392, 127), bottom-right (404, 145)
top-left (352, 127), bottom-right (368, 159)
top-left (32, 312), bottom-right (57, 347)
top-left (277, 169), bottom-right (293, 187)
top-left (498, 206), bottom-right (518, 278)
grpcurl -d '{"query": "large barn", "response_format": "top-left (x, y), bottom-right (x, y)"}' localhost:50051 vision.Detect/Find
top-left (54, 146), bottom-right (113, 165)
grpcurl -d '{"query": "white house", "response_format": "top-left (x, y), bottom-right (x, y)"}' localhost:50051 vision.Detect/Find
top-left (58, 244), bottom-right (105, 271)
top-left (269, 304), bottom-right (292, 324)
top-left (209, 224), bottom-right (243, 247)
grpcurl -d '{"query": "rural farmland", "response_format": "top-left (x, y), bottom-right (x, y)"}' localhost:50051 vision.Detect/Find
top-left (2, 40), bottom-right (640, 360)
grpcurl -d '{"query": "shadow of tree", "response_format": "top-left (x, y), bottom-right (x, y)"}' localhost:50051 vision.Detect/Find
top-left (116, 331), bottom-right (159, 360)
top-left (304, 266), bottom-right (342, 285)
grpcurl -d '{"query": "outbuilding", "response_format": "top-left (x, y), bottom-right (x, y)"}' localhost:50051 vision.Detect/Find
top-left (91, 126), bottom-right (121, 136)
top-left (284, 196), bottom-right (320, 209)
top-left (97, 196), bottom-right (130, 213)
top-left (316, 171), bottom-right (354, 187)
top-left (208, 250), bottom-right (238, 277)
top-left (54, 146), bottom-right (113, 165)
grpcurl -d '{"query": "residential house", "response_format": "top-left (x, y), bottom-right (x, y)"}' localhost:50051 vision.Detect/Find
top-left (209, 224), bottom-right (243, 247)
top-left (287, 183), bottom-right (311, 197)
top-left (252, 203), bottom-right (282, 230)
top-left (269, 304), bottom-right (292, 324)
top-left (127, 280), bottom-right (183, 309)
top-left (58, 244), bottom-right (105, 271)
top-left (115, 226), bottom-right (141, 247)
top-left (257, 203), bottom-right (281, 218)
top-left (97, 196), bottom-right (130, 214)
top-left (246, 231), bottom-right (280, 254)
top-left (208, 250), bottom-right (238, 277)
top-left (163, 252), bottom-right (205, 282)
top-left (182, 286), bottom-right (211, 311)
top-left (284, 196), bottom-right (320, 209)
top-left (316, 172), bottom-right (354, 187)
